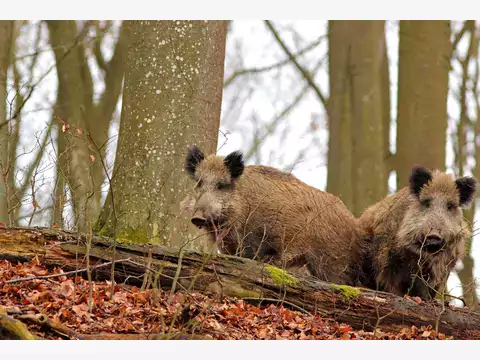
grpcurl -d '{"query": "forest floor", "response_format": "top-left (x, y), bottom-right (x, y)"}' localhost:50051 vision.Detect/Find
top-left (0, 258), bottom-right (452, 340)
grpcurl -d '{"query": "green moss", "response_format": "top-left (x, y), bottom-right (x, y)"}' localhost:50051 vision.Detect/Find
top-left (265, 265), bottom-right (299, 287)
top-left (93, 219), bottom-right (107, 236)
top-left (117, 227), bottom-right (148, 244)
top-left (330, 284), bottom-right (360, 301)
top-left (223, 283), bottom-right (262, 298)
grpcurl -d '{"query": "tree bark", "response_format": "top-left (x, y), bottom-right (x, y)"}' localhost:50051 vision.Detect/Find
top-left (349, 21), bottom-right (387, 216)
top-left (396, 21), bottom-right (451, 188)
top-left (327, 21), bottom-right (354, 211)
top-left (1, 226), bottom-right (480, 339)
top-left (455, 21), bottom-right (478, 310)
top-left (327, 21), bottom-right (387, 217)
top-left (0, 21), bottom-right (14, 225)
top-left (95, 21), bottom-right (227, 248)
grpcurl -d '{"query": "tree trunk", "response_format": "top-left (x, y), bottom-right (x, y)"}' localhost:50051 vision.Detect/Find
top-left (0, 21), bottom-right (14, 225)
top-left (327, 21), bottom-right (354, 211)
top-left (381, 37), bottom-right (392, 183)
top-left (95, 21), bottom-right (227, 248)
top-left (396, 21), bottom-right (451, 188)
top-left (1, 226), bottom-right (480, 339)
top-left (47, 21), bottom-right (94, 232)
top-left (455, 21), bottom-right (478, 310)
top-left (349, 21), bottom-right (387, 216)
top-left (46, 21), bottom-right (129, 231)
top-left (327, 21), bottom-right (387, 217)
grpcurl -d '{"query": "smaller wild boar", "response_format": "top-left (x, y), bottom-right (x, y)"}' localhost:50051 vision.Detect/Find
top-left (184, 145), bottom-right (363, 285)
top-left (358, 165), bottom-right (477, 300)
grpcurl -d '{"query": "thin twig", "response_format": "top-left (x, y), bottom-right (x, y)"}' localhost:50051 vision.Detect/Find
top-left (224, 34), bottom-right (325, 88)
top-left (264, 20), bottom-right (328, 111)
top-left (0, 21), bottom-right (91, 129)
top-left (244, 57), bottom-right (325, 162)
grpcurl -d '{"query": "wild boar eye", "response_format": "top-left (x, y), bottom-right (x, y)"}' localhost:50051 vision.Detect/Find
top-left (421, 199), bottom-right (431, 208)
top-left (447, 202), bottom-right (456, 211)
top-left (216, 182), bottom-right (231, 190)
top-left (195, 180), bottom-right (203, 188)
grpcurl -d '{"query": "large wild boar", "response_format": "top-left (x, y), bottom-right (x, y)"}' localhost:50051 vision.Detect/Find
top-left (184, 145), bottom-right (363, 285)
top-left (358, 165), bottom-right (477, 300)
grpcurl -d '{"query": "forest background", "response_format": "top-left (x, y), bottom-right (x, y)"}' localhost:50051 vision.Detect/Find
top-left (0, 19), bottom-right (479, 309)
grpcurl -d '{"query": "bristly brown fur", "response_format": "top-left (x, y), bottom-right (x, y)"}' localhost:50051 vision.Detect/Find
top-left (185, 149), bottom-right (364, 286)
top-left (358, 166), bottom-right (476, 299)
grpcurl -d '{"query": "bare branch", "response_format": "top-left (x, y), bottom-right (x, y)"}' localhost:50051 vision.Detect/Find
top-left (0, 21), bottom-right (91, 130)
top-left (264, 20), bottom-right (328, 111)
top-left (224, 34), bottom-right (325, 88)
top-left (17, 123), bottom-right (54, 202)
top-left (244, 58), bottom-right (326, 162)
top-left (451, 20), bottom-right (469, 58)
top-left (93, 22), bottom-right (108, 72)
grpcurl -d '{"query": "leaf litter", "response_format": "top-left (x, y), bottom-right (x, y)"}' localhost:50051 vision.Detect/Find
top-left (0, 259), bottom-right (453, 340)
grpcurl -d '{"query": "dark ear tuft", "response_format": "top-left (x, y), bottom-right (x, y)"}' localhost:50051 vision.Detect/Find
top-left (224, 151), bottom-right (244, 179)
top-left (185, 145), bottom-right (204, 178)
top-left (409, 165), bottom-right (432, 196)
top-left (456, 176), bottom-right (477, 207)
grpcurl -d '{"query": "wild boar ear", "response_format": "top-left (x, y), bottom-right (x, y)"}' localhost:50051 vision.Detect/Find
top-left (224, 151), bottom-right (244, 179)
top-left (456, 176), bottom-right (477, 207)
top-left (185, 145), bottom-right (205, 178)
top-left (409, 165), bottom-right (432, 197)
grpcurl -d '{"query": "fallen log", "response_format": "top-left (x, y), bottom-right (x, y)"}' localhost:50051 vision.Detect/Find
top-left (1, 226), bottom-right (480, 339)
top-left (0, 306), bottom-right (36, 340)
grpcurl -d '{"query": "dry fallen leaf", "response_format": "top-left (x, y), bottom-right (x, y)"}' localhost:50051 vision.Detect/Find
top-left (0, 257), bottom-right (462, 340)
top-left (60, 280), bottom-right (75, 298)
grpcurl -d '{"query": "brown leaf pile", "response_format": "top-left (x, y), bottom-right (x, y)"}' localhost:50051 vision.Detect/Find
top-left (0, 259), bottom-right (452, 340)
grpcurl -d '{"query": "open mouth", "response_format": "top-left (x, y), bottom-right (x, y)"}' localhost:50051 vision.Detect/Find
top-left (418, 234), bottom-right (446, 252)
top-left (191, 215), bottom-right (208, 229)
top-left (191, 216), bottom-right (223, 230)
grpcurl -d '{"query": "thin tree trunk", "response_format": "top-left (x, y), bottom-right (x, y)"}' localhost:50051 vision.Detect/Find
top-left (459, 22), bottom-right (479, 310)
top-left (47, 21), bottom-right (94, 232)
top-left (46, 21), bottom-right (129, 231)
top-left (0, 21), bottom-right (14, 225)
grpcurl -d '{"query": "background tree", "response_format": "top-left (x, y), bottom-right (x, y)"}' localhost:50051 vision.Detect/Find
top-left (0, 20), bottom-right (14, 224)
top-left (453, 21), bottom-right (478, 309)
top-left (46, 21), bottom-right (129, 231)
top-left (396, 21), bottom-right (451, 188)
top-left (95, 20), bottom-right (228, 247)
top-left (327, 20), bottom-right (388, 216)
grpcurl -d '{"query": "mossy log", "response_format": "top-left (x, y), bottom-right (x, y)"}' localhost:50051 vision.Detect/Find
top-left (1, 226), bottom-right (480, 339)
top-left (0, 306), bottom-right (36, 340)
